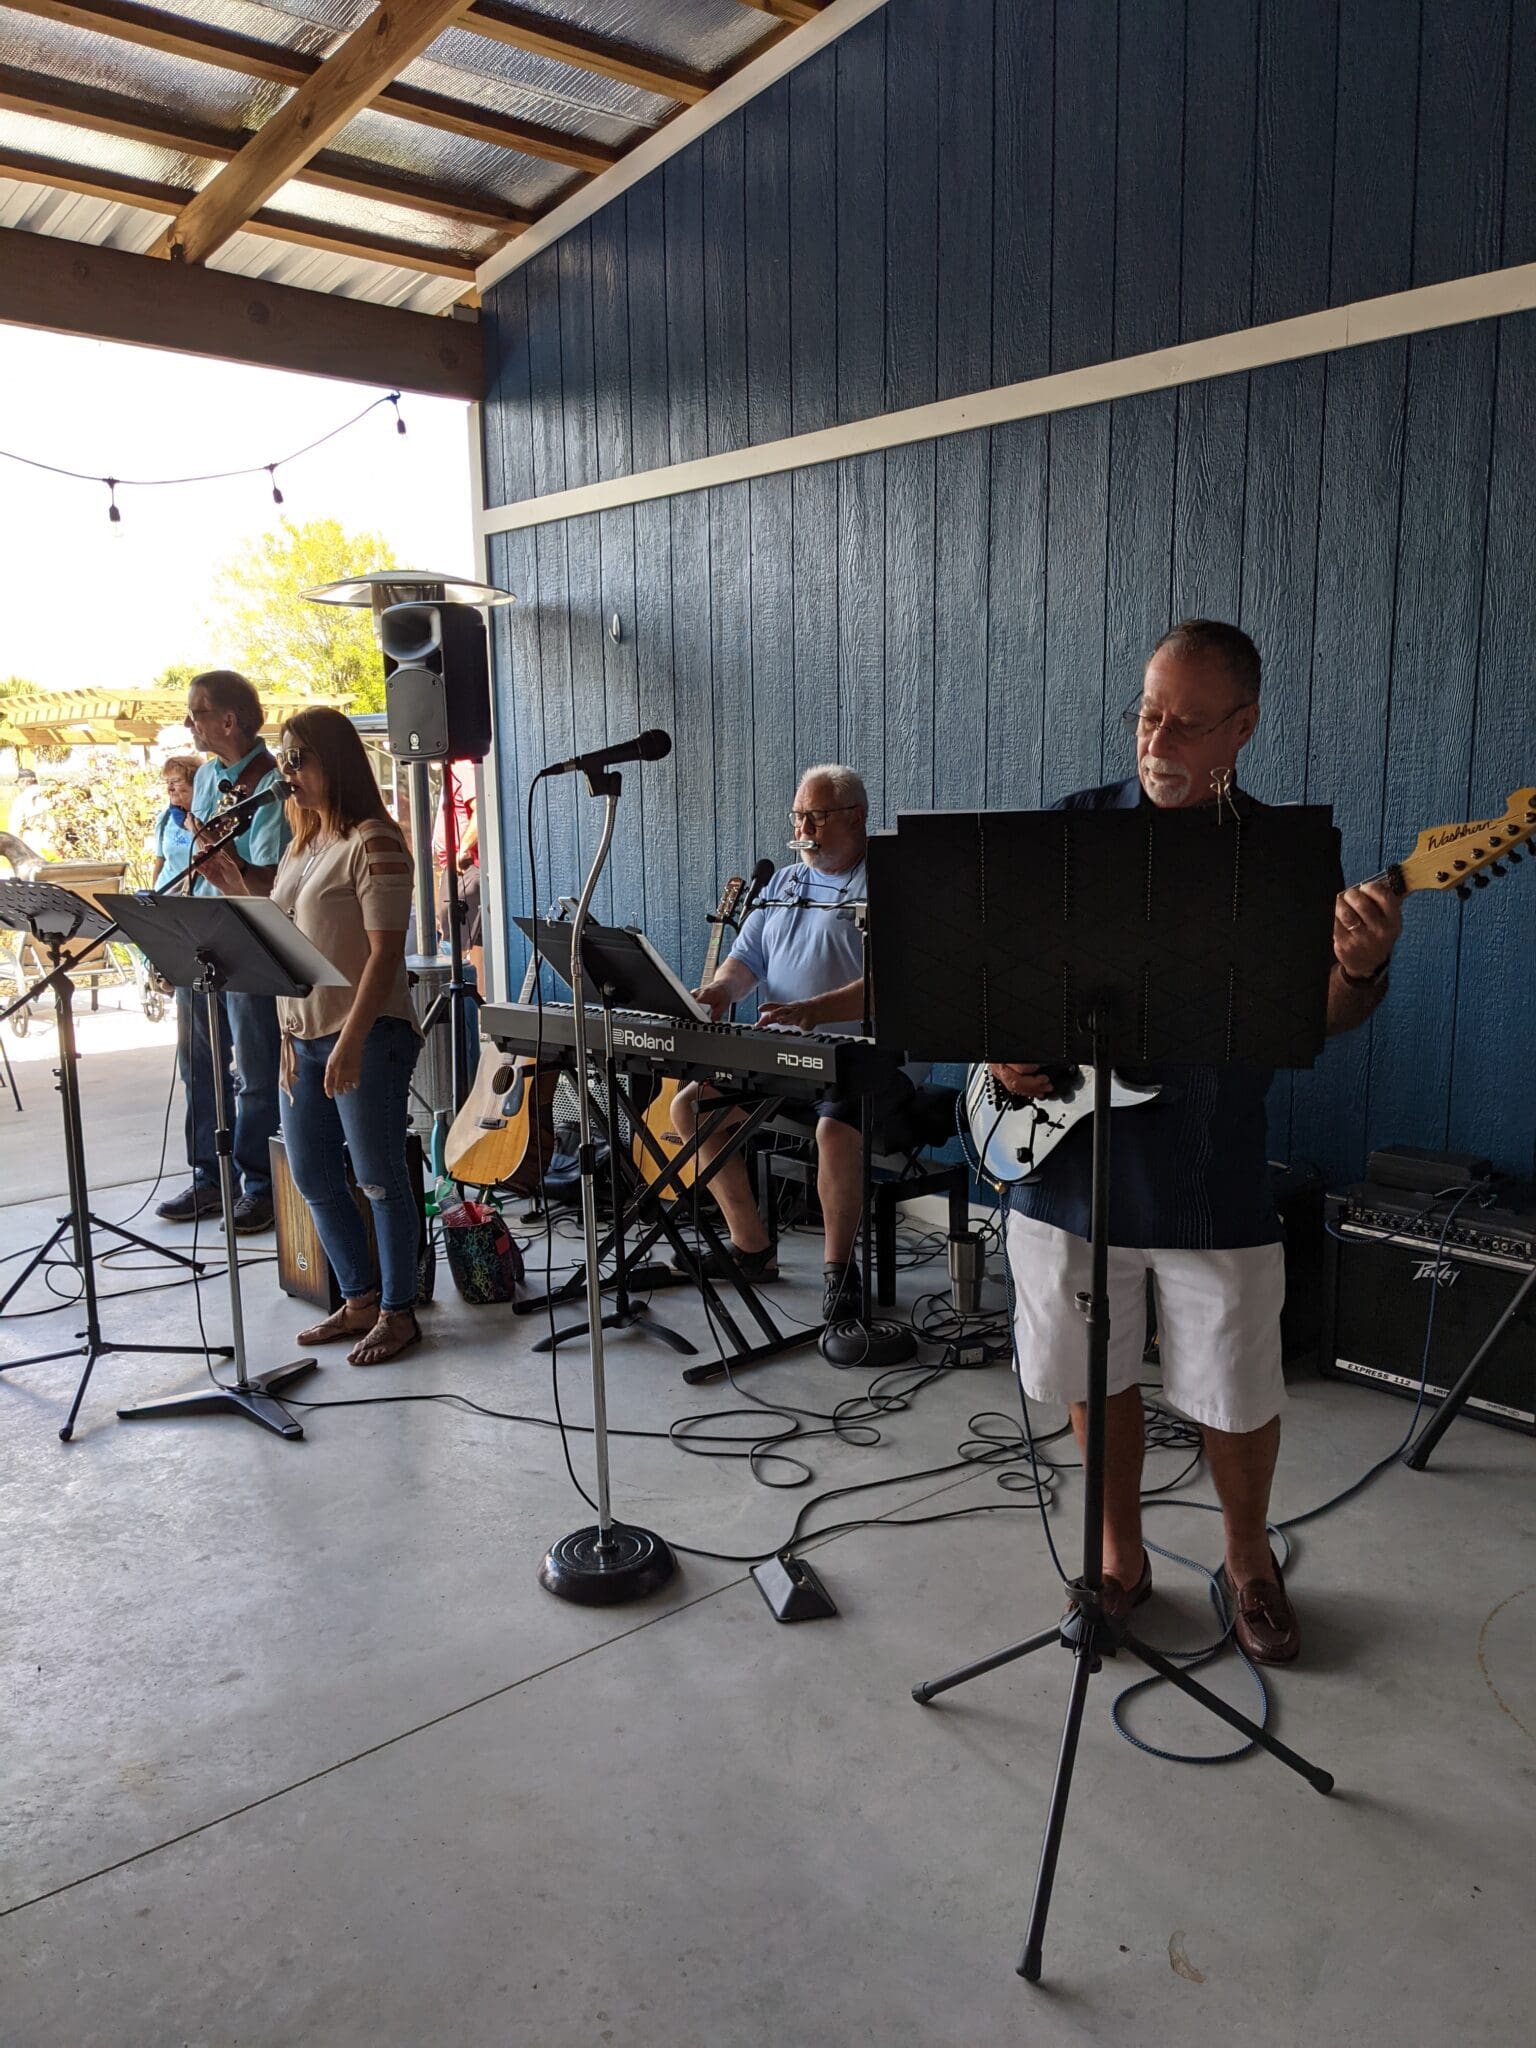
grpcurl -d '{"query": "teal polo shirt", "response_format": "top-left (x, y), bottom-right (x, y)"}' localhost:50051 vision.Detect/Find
top-left (190, 744), bottom-right (291, 894)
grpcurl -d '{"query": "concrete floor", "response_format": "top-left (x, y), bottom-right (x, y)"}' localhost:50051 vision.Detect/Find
top-left (1, 1115), bottom-right (1533, 2045)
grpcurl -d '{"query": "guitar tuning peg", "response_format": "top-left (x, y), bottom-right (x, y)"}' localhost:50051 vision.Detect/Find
top-left (1489, 863), bottom-right (1507, 878)
top-left (1473, 872), bottom-right (1490, 888)
top-left (1457, 883), bottom-right (1472, 900)
top-left (1508, 847), bottom-right (1524, 863)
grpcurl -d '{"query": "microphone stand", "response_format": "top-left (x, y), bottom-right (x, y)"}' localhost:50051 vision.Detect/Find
top-left (534, 764), bottom-right (675, 1605)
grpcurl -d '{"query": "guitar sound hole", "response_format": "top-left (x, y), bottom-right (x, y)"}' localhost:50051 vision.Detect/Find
top-left (491, 1064), bottom-right (515, 1092)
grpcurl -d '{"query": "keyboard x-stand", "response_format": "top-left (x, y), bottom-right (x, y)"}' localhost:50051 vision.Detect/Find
top-left (481, 1000), bottom-right (895, 1383)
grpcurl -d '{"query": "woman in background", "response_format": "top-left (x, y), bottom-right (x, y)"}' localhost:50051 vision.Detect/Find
top-left (151, 753), bottom-right (203, 891)
top-left (200, 706), bottom-right (422, 1364)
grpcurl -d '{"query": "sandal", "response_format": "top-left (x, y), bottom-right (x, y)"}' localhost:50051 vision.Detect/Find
top-left (347, 1307), bottom-right (422, 1367)
top-left (297, 1293), bottom-right (378, 1346)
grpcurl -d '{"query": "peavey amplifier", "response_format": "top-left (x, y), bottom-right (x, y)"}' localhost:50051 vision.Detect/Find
top-left (1319, 1184), bottom-right (1535, 1432)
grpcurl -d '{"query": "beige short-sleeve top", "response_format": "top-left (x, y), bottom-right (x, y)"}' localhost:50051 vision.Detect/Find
top-left (271, 819), bottom-right (418, 1042)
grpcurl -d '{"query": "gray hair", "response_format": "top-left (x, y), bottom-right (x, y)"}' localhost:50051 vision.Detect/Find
top-left (797, 763), bottom-right (868, 811)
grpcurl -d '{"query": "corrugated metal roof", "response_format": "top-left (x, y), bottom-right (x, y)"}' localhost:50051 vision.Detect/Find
top-left (0, 0), bottom-right (793, 318)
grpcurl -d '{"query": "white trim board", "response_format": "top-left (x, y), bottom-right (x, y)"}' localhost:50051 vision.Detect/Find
top-left (477, 262), bottom-right (1536, 537)
top-left (474, 0), bottom-right (891, 295)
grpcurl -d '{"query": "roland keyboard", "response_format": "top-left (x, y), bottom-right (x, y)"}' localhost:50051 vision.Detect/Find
top-left (479, 1002), bottom-right (896, 1099)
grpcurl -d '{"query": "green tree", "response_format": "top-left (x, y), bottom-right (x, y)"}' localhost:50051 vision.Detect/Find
top-left (208, 518), bottom-right (397, 713)
top-left (48, 754), bottom-right (164, 887)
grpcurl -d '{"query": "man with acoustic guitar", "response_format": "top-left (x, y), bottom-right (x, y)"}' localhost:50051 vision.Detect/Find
top-left (672, 764), bottom-right (912, 1325)
top-left (993, 619), bottom-right (1402, 1666)
top-left (155, 670), bottom-right (291, 1235)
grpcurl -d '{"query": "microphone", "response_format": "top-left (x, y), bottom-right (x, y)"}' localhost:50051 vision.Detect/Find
top-left (544, 729), bottom-right (672, 779)
top-left (739, 858), bottom-right (775, 918)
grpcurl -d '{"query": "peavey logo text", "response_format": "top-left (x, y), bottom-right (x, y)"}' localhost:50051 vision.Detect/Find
top-left (1412, 1261), bottom-right (1459, 1284)
top-left (615, 1027), bottom-right (675, 1053)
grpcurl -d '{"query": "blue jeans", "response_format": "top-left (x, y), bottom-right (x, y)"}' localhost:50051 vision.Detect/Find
top-left (227, 990), bottom-right (281, 1200)
top-left (176, 984), bottom-right (231, 1188)
top-left (281, 1017), bottom-right (422, 1311)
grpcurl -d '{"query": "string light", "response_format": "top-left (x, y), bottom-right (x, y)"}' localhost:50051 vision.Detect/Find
top-left (0, 390), bottom-right (407, 522)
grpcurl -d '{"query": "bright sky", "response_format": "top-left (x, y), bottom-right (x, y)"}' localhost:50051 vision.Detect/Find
top-left (0, 325), bottom-right (475, 692)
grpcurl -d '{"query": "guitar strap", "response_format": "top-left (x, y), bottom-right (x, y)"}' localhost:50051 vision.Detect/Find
top-left (209, 748), bottom-right (281, 878)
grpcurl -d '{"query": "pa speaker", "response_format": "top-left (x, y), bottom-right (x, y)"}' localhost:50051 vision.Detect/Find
top-left (379, 600), bottom-right (492, 763)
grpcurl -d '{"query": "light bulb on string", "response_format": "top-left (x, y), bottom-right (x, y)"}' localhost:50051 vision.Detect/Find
top-left (389, 392), bottom-right (406, 436)
top-left (267, 464), bottom-right (284, 506)
top-left (105, 477), bottom-right (121, 525)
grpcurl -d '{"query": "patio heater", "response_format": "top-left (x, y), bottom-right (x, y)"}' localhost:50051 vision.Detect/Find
top-left (304, 571), bottom-right (514, 1159)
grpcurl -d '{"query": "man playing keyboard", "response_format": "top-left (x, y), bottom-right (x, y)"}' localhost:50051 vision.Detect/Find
top-left (673, 764), bottom-right (909, 1323)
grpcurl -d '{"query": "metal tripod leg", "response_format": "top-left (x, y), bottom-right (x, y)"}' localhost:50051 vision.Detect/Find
top-left (1121, 1629), bottom-right (1334, 1791)
top-left (912, 1623), bottom-right (1063, 1704)
top-left (1019, 1640), bottom-right (1095, 1981)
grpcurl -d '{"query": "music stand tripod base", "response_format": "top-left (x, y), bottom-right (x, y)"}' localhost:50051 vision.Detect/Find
top-left (117, 1358), bottom-right (318, 1440)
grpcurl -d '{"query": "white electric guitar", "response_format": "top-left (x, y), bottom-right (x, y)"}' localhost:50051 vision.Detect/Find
top-left (963, 786), bottom-right (1536, 1187)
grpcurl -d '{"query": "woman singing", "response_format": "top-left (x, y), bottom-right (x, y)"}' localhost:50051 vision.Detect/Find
top-left (200, 706), bottom-right (423, 1363)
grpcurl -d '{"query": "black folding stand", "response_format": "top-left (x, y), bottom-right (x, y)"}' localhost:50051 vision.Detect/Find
top-left (514, 916), bottom-right (693, 1358)
top-left (99, 890), bottom-right (344, 1440)
top-left (868, 800), bottom-right (1342, 1983)
top-left (0, 881), bottom-right (221, 1440)
top-left (509, 916), bottom-right (833, 1384)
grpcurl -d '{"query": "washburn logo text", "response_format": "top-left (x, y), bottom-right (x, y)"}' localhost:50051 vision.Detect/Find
top-left (1412, 1260), bottom-right (1458, 1284)
top-left (1426, 816), bottom-right (1501, 850)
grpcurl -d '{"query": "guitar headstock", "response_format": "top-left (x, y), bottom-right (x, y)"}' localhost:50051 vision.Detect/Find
top-left (717, 875), bottom-right (747, 924)
top-left (1389, 787), bottom-right (1536, 897)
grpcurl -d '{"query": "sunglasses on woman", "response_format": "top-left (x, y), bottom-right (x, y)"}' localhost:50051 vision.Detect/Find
top-left (276, 746), bottom-right (310, 775)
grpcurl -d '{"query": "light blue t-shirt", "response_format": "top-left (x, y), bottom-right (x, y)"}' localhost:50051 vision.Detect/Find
top-left (190, 744), bottom-right (290, 894)
top-left (154, 804), bottom-right (196, 890)
top-left (728, 858), bottom-right (868, 1035)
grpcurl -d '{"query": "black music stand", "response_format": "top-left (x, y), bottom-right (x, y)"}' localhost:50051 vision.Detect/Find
top-left (869, 800), bottom-right (1340, 1983)
top-left (0, 881), bottom-right (223, 1440)
top-left (514, 916), bottom-right (696, 1358)
top-left (99, 891), bottom-right (347, 1440)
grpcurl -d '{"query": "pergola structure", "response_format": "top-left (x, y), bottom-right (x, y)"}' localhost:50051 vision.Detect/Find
top-left (0, 684), bottom-right (346, 750)
top-left (0, 0), bottom-right (830, 398)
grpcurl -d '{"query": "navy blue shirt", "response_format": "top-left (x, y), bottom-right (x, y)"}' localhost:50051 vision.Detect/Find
top-left (1011, 777), bottom-right (1294, 1251)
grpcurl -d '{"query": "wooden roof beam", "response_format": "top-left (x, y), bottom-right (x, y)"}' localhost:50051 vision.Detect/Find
top-left (0, 223), bottom-right (483, 396)
top-left (736, 0), bottom-right (825, 23)
top-left (0, 146), bottom-right (480, 277)
top-left (155, 0), bottom-right (476, 266)
top-left (0, 63), bottom-right (529, 232)
top-left (2, 0), bottom-right (623, 171)
top-left (459, 1), bottom-right (709, 103)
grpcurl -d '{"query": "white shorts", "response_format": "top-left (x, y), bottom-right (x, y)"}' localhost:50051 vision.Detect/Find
top-left (1004, 1210), bottom-right (1287, 1435)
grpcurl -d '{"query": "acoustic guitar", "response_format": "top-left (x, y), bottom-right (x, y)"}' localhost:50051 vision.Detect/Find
top-left (444, 940), bottom-right (560, 1192)
top-left (964, 786), bottom-right (1536, 1187)
top-left (632, 876), bottom-right (746, 1200)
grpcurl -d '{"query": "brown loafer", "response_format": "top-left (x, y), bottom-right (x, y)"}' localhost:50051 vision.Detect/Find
top-left (1063, 1551), bottom-right (1153, 1629)
top-left (1220, 1554), bottom-right (1300, 1665)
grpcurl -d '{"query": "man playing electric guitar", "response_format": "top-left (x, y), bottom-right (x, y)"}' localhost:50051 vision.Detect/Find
top-left (993, 619), bottom-right (1402, 1666)
top-left (672, 764), bottom-right (913, 1324)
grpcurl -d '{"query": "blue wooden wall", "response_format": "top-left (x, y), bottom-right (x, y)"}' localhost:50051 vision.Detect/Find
top-left (480, 0), bottom-right (1536, 1187)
